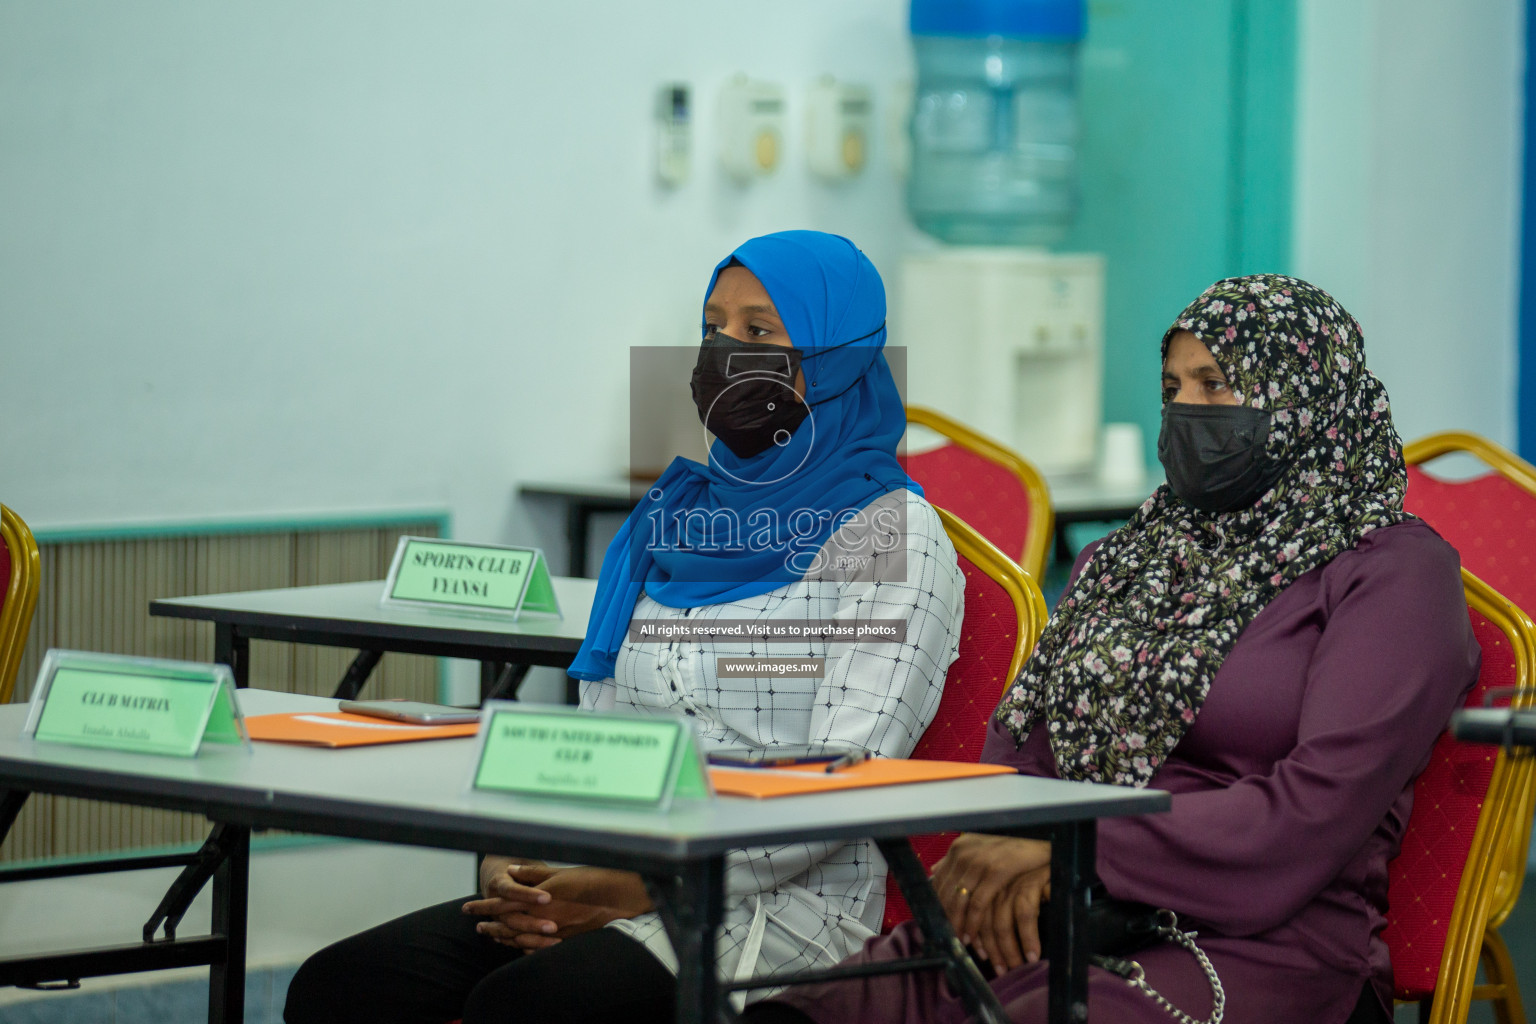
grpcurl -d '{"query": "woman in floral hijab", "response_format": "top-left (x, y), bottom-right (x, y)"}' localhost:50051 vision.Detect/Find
top-left (749, 275), bottom-right (1480, 1024)
top-left (998, 274), bottom-right (1414, 787)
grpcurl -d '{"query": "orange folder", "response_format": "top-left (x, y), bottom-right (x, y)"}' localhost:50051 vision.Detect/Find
top-left (708, 758), bottom-right (1015, 798)
top-left (244, 712), bottom-right (480, 748)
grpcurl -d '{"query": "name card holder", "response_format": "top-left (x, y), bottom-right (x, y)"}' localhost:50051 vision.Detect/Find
top-left (468, 702), bottom-right (712, 812)
top-left (23, 649), bottom-right (250, 758)
top-left (381, 537), bottom-right (562, 621)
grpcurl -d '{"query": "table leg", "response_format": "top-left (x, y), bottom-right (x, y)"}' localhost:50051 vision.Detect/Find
top-left (1047, 820), bottom-right (1096, 1024)
top-left (214, 625), bottom-right (250, 689)
top-left (332, 649), bottom-right (383, 700)
top-left (875, 838), bottom-right (1008, 1024)
top-left (482, 663), bottom-right (530, 703)
top-left (649, 856), bottom-right (727, 1024)
top-left (207, 826), bottom-right (250, 1024)
top-left (1053, 525), bottom-right (1073, 567)
top-left (480, 661), bottom-right (506, 702)
top-left (0, 789), bottom-right (28, 847)
top-left (567, 504), bottom-right (592, 578)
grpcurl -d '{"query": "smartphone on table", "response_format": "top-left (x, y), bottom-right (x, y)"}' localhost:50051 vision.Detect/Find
top-left (337, 700), bottom-right (482, 725)
top-left (706, 743), bottom-right (867, 769)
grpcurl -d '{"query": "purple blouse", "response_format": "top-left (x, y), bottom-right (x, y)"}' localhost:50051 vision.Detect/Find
top-left (771, 520), bottom-right (1479, 1024)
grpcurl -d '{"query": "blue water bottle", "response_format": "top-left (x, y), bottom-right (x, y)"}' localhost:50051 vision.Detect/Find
top-left (907, 0), bottom-right (1087, 246)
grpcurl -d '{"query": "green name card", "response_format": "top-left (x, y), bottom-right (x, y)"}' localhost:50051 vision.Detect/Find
top-left (469, 703), bottom-right (711, 810)
top-left (382, 537), bottom-right (561, 620)
top-left (24, 650), bottom-right (248, 758)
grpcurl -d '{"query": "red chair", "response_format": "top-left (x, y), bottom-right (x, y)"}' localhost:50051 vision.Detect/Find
top-left (881, 506), bottom-right (1048, 931)
top-left (1405, 431), bottom-right (1536, 618)
top-left (900, 406), bottom-right (1054, 581)
top-left (1400, 431), bottom-right (1536, 1022)
top-left (1382, 569), bottom-right (1536, 1024)
top-left (0, 504), bottom-right (41, 703)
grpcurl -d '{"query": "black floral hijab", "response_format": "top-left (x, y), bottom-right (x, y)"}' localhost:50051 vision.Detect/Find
top-left (995, 274), bottom-right (1413, 786)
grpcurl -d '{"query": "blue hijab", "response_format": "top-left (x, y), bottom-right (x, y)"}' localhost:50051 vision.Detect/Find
top-left (569, 230), bottom-right (919, 681)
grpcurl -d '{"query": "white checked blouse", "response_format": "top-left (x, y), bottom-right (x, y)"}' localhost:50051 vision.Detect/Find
top-left (580, 488), bottom-right (964, 1003)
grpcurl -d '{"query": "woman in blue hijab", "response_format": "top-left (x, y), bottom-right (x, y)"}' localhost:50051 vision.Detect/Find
top-left (285, 231), bottom-right (966, 1024)
top-left (572, 229), bottom-right (931, 680)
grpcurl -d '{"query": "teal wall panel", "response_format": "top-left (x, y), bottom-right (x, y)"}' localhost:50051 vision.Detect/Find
top-left (1063, 0), bottom-right (1295, 459)
top-left (1232, 0), bottom-right (1296, 275)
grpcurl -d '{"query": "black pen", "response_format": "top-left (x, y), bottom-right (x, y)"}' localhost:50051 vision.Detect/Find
top-left (824, 750), bottom-right (870, 773)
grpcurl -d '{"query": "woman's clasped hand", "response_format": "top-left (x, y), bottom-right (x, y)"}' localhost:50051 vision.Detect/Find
top-left (462, 857), bottom-right (654, 951)
top-left (931, 835), bottom-right (1052, 972)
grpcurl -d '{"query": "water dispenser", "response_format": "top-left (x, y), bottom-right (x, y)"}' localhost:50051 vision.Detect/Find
top-left (907, 0), bottom-right (1085, 246)
top-left (899, 0), bottom-right (1106, 479)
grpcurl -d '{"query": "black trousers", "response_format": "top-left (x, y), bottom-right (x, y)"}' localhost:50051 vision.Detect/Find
top-left (282, 896), bottom-right (676, 1024)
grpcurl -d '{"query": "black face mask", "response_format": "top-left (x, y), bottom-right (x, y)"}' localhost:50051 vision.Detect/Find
top-left (690, 331), bottom-right (808, 458)
top-left (1157, 403), bottom-right (1287, 514)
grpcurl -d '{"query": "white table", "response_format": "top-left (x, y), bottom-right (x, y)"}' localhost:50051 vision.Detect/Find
top-left (0, 690), bottom-right (1169, 1024)
top-left (150, 577), bottom-right (598, 701)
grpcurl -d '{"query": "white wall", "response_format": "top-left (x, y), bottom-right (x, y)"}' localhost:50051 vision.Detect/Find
top-left (8, 0), bottom-right (1526, 538)
top-left (1292, 0), bottom-right (1525, 448)
top-left (0, 0), bottom-right (920, 549)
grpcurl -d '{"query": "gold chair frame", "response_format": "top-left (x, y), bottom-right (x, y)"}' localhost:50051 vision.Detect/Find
top-left (0, 505), bottom-right (40, 704)
top-left (1404, 431), bottom-right (1536, 496)
top-left (907, 405), bottom-right (1055, 581)
top-left (1403, 431), bottom-right (1536, 1023)
top-left (1408, 569), bottom-right (1536, 1024)
top-left (933, 505), bottom-right (1048, 686)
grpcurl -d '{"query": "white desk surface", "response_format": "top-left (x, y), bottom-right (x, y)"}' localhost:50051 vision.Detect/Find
top-left (151, 578), bottom-right (596, 646)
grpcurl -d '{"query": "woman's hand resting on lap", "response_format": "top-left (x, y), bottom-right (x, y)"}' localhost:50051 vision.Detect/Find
top-left (463, 858), bottom-right (654, 951)
top-left (930, 834), bottom-right (1052, 973)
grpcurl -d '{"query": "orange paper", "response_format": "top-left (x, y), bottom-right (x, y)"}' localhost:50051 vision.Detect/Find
top-left (708, 758), bottom-right (1015, 798)
top-left (244, 712), bottom-right (481, 748)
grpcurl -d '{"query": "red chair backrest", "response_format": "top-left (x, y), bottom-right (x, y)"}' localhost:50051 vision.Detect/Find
top-left (1382, 604), bottom-right (1514, 999)
top-left (1406, 465), bottom-right (1536, 617)
top-left (881, 548), bottom-right (1019, 931)
top-left (901, 444), bottom-right (1032, 569)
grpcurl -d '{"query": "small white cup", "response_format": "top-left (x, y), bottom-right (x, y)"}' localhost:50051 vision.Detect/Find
top-left (1098, 422), bottom-right (1146, 487)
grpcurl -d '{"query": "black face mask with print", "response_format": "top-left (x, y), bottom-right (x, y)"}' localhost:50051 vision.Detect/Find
top-left (690, 331), bottom-right (808, 459)
top-left (1157, 403), bottom-right (1288, 514)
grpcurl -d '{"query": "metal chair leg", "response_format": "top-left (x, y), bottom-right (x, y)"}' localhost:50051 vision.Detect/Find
top-left (1477, 927), bottom-right (1528, 1024)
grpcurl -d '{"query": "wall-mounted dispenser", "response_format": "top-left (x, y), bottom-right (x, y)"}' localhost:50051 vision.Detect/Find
top-left (654, 83), bottom-right (691, 187)
top-left (805, 76), bottom-right (871, 181)
top-left (718, 75), bottom-right (784, 182)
